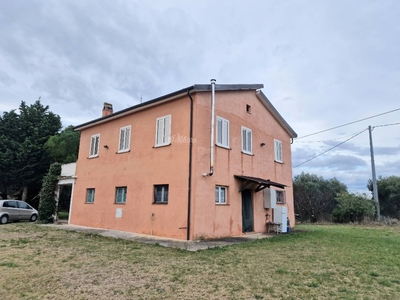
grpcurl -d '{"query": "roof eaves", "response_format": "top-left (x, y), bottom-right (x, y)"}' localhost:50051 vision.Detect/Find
top-left (74, 85), bottom-right (195, 131)
top-left (256, 90), bottom-right (298, 138)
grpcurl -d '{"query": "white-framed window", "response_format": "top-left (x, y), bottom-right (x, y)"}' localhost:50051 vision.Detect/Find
top-left (241, 126), bottom-right (252, 154)
top-left (118, 126), bottom-right (131, 153)
top-left (274, 139), bottom-right (283, 163)
top-left (155, 115), bottom-right (171, 147)
top-left (89, 134), bottom-right (100, 158)
top-left (115, 187), bottom-right (127, 203)
top-left (276, 190), bottom-right (286, 204)
top-left (216, 116), bottom-right (229, 148)
top-left (215, 186), bottom-right (227, 204)
top-left (154, 185), bottom-right (169, 204)
top-left (86, 188), bottom-right (95, 203)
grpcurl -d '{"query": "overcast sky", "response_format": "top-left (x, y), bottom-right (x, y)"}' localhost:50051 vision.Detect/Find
top-left (1, 0), bottom-right (399, 194)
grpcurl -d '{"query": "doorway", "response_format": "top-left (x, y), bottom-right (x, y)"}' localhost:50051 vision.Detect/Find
top-left (241, 189), bottom-right (254, 232)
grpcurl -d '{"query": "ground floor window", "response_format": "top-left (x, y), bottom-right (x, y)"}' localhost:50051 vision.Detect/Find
top-left (115, 187), bottom-right (127, 203)
top-left (276, 190), bottom-right (286, 204)
top-left (154, 185), bottom-right (168, 203)
top-left (86, 188), bottom-right (95, 203)
top-left (215, 186), bottom-right (227, 204)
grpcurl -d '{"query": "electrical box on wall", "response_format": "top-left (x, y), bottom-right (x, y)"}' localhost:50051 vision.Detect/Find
top-left (274, 206), bottom-right (288, 233)
top-left (263, 188), bottom-right (276, 209)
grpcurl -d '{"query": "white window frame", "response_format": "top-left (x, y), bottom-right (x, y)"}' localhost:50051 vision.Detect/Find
top-left (276, 190), bottom-right (286, 204)
top-left (274, 139), bottom-right (283, 163)
top-left (215, 186), bottom-right (227, 204)
top-left (241, 126), bottom-right (252, 155)
top-left (89, 134), bottom-right (100, 158)
top-left (118, 125), bottom-right (131, 153)
top-left (216, 116), bottom-right (230, 148)
top-left (115, 187), bottom-right (127, 204)
top-left (86, 188), bottom-right (95, 203)
top-left (155, 115), bottom-right (171, 147)
top-left (154, 185), bottom-right (169, 204)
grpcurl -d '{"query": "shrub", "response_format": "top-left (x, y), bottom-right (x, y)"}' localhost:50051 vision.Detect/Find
top-left (333, 192), bottom-right (376, 223)
top-left (38, 163), bottom-right (61, 222)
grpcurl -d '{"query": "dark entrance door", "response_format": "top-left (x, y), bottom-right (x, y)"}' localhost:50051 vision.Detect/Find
top-left (242, 189), bottom-right (254, 232)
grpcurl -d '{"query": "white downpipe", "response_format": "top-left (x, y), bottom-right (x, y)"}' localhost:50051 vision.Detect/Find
top-left (203, 79), bottom-right (216, 177)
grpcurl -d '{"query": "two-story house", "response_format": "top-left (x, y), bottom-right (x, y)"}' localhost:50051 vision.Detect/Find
top-left (70, 80), bottom-right (297, 240)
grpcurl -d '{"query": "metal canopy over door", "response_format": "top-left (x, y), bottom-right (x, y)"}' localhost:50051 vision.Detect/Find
top-left (241, 189), bottom-right (254, 232)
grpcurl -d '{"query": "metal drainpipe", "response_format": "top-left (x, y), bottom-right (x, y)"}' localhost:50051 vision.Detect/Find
top-left (203, 79), bottom-right (216, 177)
top-left (186, 89), bottom-right (194, 240)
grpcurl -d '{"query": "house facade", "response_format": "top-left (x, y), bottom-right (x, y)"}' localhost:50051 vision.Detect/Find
top-left (70, 81), bottom-right (297, 240)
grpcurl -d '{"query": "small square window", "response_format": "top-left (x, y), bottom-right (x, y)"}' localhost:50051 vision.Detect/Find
top-left (246, 104), bottom-right (251, 114)
top-left (154, 185), bottom-right (168, 203)
top-left (86, 188), bottom-right (95, 203)
top-left (215, 186), bottom-right (227, 204)
top-left (276, 190), bottom-right (286, 204)
top-left (115, 187), bottom-right (127, 203)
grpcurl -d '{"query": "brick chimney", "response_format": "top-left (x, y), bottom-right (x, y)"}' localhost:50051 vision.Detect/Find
top-left (102, 102), bottom-right (113, 117)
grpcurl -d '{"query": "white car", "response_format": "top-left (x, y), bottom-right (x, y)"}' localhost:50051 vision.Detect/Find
top-left (0, 200), bottom-right (38, 224)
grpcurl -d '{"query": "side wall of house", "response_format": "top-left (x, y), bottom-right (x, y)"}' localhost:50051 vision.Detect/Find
top-left (70, 96), bottom-right (191, 240)
top-left (190, 90), bottom-right (294, 239)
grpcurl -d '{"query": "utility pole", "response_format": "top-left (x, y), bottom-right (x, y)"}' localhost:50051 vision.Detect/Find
top-left (368, 125), bottom-right (380, 220)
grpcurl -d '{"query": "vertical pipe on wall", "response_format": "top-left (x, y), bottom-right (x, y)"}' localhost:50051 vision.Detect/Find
top-left (186, 89), bottom-right (194, 240)
top-left (203, 79), bottom-right (216, 177)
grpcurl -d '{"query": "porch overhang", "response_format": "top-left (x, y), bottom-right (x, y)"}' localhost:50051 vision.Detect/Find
top-left (234, 175), bottom-right (287, 193)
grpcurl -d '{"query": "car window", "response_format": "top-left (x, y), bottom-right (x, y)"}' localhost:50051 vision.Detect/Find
top-left (18, 202), bottom-right (32, 209)
top-left (5, 201), bottom-right (18, 208)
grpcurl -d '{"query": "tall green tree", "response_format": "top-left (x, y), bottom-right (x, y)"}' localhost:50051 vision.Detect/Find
top-left (0, 100), bottom-right (61, 201)
top-left (38, 163), bottom-right (62, 222)
top-left (293, 172), bottom-right (348, 222)
top-left (368, 176), bottom-right (400, 218)
top-left (44, 125), bottom-right (80, 164)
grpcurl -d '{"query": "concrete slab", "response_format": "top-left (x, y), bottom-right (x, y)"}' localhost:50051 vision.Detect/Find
top-left (42, 224), bottom-right (278, 251)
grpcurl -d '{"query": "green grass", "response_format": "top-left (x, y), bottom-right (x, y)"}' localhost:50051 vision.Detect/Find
top-left (0, 223), bottom-right (400, 299)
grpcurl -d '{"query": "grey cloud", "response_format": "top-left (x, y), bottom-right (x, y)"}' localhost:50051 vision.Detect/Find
top-left (0, 71), bottom-right (16, 86)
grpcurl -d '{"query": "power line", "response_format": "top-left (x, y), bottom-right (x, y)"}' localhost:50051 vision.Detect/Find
top-left (293, 128), bottom-right (368, 168)
top-left (296, 108), bottom-right (400, 140)
top-left (374, 122), bottom-right (400, 128)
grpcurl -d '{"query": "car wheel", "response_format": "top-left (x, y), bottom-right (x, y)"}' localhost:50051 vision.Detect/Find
top-left (29, 214), bottom-right (38, 222)
top-left (0, 215), bottom-right (8, 224)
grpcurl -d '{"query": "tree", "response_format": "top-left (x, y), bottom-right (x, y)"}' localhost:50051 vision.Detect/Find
top-left (44, 125), bottom-right (80, 164)
top-left (368, 176), bottom-right (400, 218)
top-left (0, 100), bottom-right (62, 201)
top-left (38, 163), bottom-right (62, 222)
top-left (293, 172), bottom-right (348, 222)
top-left (333, 192), bottom-right (376, 223)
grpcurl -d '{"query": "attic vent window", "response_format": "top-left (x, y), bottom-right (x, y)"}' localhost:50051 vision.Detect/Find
top-left (246, 104), bottom-right (251, 114)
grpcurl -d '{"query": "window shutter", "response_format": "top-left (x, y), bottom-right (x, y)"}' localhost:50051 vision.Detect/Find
top-left (274, 140), bottom-right (282, 162)
top-left (164, 116), bottom-right (171, 144)
top-left (119, 128), bottom-right (125, 151)
top-left (124, 126), bottom-right (131, 150)
top-left (222, 119), bottom-right (228, 147)
top-left (242, 127), bottom-right (247, 151)
top-left (217, 118), bottom-right (223, 145)
top-left (247, 130), bottom-right (252, 153)
top-left (94, 135), bottom-right (99, 155)
top-left (90, 136), bottom-right (95, 156)
top-left (156, 118), bottom-right (163, 145)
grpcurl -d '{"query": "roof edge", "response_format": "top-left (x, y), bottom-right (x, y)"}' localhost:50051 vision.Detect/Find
top-left (74, 84), bottom-right (264, 131)
top-left (255, 90), bottom-right (298, 138)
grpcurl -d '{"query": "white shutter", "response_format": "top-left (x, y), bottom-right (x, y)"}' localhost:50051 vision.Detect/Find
top-left (217, 118), bottom-right (223, 145)
top-left (247, 129), bottom-right (252, 153)
top-left (119, 126), bottom-right (131, 152)
top-left (119, 128), bottom-right (125, 151)
top-left (89, 134), bottom-right (100, 157)
top-left (164, 116), bottom-right (171, 144)
top-left (274, 139), bottom-right (282, 162)
top-left (155, 115), bottom-right (171, 146)
top-left (242, 127), bottom-right (247, 152)
top-left (124, 126), bottom-right (131, 150)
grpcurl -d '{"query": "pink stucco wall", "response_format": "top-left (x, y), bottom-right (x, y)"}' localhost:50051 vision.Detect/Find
top-left (70, 88), bottom-right (295, 240)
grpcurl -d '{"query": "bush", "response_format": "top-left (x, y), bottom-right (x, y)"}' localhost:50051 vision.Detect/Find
top-left (333, 192), bottom-right (376, 223)
top-left (38, 163), bottom-right (61, 222)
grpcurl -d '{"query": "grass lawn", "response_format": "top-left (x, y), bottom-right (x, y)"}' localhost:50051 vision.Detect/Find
top-left (1, 224), bottom-right (400, 299)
